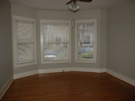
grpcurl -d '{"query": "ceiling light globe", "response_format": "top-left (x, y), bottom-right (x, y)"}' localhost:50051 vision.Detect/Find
top-left (68, 3), bottom-right (80, 12)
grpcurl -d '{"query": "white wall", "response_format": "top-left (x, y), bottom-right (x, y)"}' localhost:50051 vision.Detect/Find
top-left (11, 4), bottom-right (107, 75)
top-left (11, 4), bottom-right (36, 18)
top-left (0, 0), bottom-right (13, 98)
top-left (11, 4), bottom-right (38, 74)
top-left (107, 0), bottom-right (135, 80)
top-left (36, 10), bottom-right (73, 69)
top-left (6, 0), bottom-right (135, 86)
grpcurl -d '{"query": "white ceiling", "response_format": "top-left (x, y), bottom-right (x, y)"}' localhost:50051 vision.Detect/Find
top-left (9, 0), bottom-right (127, 11)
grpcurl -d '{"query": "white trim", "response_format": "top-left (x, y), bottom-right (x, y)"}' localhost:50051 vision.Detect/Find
top-left (14, 67), bottom-right (105, 79)
top-left (12, 16), bottom-right (36, 22)
top-left (73, 67), bottom-right (106, 73)
top-left (38, 67), bottom-right (106, 74)
top-left (14, 70), bottom-right (38, 79)
top-left (12, 15), bottom-right (37, 68)
top-left (40, 60), bottom-right (71, 64)
top-left (75, 19), bottom-right (97, 63)
top-left (0, 76), bottom-right (13, 99)
top-left (38, 68), bottom-right (74, 74)
top-left (40, 19), bottom-right (71, 64)
top-left (13, 68), bottom-right (135, 87)
top-left (107, 69), bottom-right (135, 86)
top-left (100, 68), bottom-right (107, 72)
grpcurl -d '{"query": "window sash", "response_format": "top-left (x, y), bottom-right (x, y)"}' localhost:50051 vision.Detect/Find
top-left (17, 43), bottom-right (35, 64)
top-left (75, 19), bottom-right (97, 63)
top-left (40, 20), bottom-right (71, 63)
top-left (13, 16), bottom-right (37, 68)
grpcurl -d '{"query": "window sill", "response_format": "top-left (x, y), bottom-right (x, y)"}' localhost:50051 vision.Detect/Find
top-left (14, 62), bottom-right (37, 68)
top-left (75, 59), bottom-right (96, 63)
top-left (41, 60), bottom-right (71, 64)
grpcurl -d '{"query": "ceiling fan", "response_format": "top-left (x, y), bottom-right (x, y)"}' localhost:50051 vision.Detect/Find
top-left (66, 0), bottom-right (93, 12)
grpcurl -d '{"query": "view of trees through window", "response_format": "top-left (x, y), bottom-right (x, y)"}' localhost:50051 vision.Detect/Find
top-left (77, 23), bottom-right (94, 60)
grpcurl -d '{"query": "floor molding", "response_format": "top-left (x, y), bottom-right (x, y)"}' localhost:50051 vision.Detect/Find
top-left (38, 67), bottom-right (106, 74)
top-left (74, 67), bottom-right (106, 73)
top-left (100, 68), bottom-right (107, 72)
top-left (38, 67), bottom-right (74, 74)
top-left (107, 69), bottom-right (135, 86)
top-left (0, 76), bottom-right (13, 99)
top-left (14, 70), bottom-right (38, 79)
top-left (13, 68), bottom-right (135, 87)
top-left (15, 67), bottom-right (106, 79)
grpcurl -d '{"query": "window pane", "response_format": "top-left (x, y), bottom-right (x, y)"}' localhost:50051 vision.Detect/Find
top-left (77, 23), bottom-right (94, 60)
top-left (42, 21), bottom-right (70, 61)
top-left (17, 44), bottom-right (34, 64)
top-left (16, 20), bottom-right (34, 43)
top-left (43, 23), bottom-right (69, 42)
top-left (44, 43), bottom-right (69, 60)
top-left (78, 23), bottom-right (94, 30)
top-left (13, 16), bottom-right (36, 67)
top-left (78, 47), bottom-right (93, 59)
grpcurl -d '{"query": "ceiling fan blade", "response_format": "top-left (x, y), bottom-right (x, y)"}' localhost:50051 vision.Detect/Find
top-left (66, 0), bottom-right (73, 5)
top-left (77, 0), bottom-right (92, 3)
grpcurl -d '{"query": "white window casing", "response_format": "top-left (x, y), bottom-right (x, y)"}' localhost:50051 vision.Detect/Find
top-left (40, 19), bottom-right (71, 63)
top-left (12, 16), bottom-right (37, 68)
top-left (75, 19), bottom-right (97, 63)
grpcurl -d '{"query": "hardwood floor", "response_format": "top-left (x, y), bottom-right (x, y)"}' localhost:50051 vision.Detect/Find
top-left (1, 72), bottom-right (135, 101)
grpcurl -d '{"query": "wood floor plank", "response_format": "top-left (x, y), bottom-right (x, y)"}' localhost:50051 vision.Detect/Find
top-left (1, 72), bottom-right (135, 101)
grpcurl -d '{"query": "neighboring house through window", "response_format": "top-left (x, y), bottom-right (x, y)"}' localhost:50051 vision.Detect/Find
top-left (54, 35), bottom-right (67, 47)
top-left (40, 20), bottom-right (71, 63)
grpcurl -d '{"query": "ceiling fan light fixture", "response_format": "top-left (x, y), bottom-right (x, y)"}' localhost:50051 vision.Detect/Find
top-left (68, 3), bottom-right (80, 12)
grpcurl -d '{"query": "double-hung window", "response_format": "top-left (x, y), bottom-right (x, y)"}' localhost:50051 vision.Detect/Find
top-left (75, 19), bottom-right (97, 63)
top-left (40, 20), bottom-right (71, 63)
top-left (12, 16), bottom-right (37, 68)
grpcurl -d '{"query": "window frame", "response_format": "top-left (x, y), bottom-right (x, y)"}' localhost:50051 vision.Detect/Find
top-left (12, 15), bottom-right (37, 68)
top-left (75, 19), bottom-right (97, 63)
top-left (40, 19), bottom-right (71, 64)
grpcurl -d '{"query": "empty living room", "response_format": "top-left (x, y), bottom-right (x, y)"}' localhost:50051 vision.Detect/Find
top-left (0, 0), bottom-right (135, 100)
